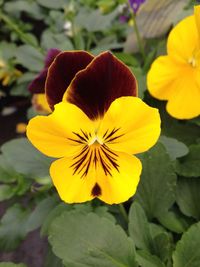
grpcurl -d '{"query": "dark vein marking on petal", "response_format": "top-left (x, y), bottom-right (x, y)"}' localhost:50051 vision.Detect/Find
top-left (91, 183), bottom-right (101, 197)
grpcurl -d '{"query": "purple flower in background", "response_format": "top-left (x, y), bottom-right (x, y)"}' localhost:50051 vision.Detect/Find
top-left (129, 0), bottom-right (145, 13)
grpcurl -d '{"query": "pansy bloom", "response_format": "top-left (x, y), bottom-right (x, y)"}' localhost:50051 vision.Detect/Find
top-left (27, 51), bottom-right (160, 204)
top-left (147, 6), bottom-right (200, 120)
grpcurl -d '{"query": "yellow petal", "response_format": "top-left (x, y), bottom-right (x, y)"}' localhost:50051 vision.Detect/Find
top-left (98, 97), bottom-right (161, 155)
top-left (50, 150), bottom-right (141, 204)
top-left (50, 157), bottom-right (96, 203)
top-left (147, 55), bottom-right (183, 100)
top-left (26, 101), bottom-right (95, 158)
top-left (166, 69), bottom-right (200, 119)
top-left (97, 152), bottom-right (142, 204)
top-left (194, 5), bottom-right (200, 37)
top-left (32, 94), bottom-right (51, 114)
top-left (167, 15), bottom-right (198, 62)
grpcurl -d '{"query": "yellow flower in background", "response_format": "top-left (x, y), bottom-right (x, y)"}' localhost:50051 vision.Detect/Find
top-left (32, 94), bottom-right (51, 114)
top-left (27, 51), bottom-right (160, 204)
top-left (0, 59), bottom-right (22, 86)
top-left (147, 6), bottom-right (200, 120)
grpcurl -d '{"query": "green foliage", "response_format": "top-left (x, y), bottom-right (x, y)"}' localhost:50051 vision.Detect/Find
top-left (173, 222), bottom-right (200, 267)
top-left (175, 144), bottom-right (200, 177)
top-left (0, 204), bottom-right (30, 251)
top-left (1, 138), bottom-right (53, 179)
top-left (49, 211), bottom-right (138, 267)
top-left (136, 143), bottom-right (177, 219)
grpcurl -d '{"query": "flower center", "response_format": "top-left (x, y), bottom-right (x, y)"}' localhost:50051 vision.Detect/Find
top-left (68, 128), bottom-right (123, 178)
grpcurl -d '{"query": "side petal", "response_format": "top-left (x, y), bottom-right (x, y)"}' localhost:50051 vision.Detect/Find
top-left (147, 55), bottom-right (183, 100)
top-left (50, 157), bottom-right (96, 203)
top-left (26, 102), bottom-right (95, 158)
top-left (195, 5), bottom-right (200, 37)
top-left (45, 51), bottom-right (94, 110)
top-left (166, 70), bottom-right (200, 119)
top-left (65, 51), bottom-right (137, 120)
top-left (98, 97), bottom-right (161, 155)
top-left (167, 15), bottom-right (198, 62)
top-left (97, 152), bottom-right (142, 204)
top-left (28, 48), bottom-right (61, 93)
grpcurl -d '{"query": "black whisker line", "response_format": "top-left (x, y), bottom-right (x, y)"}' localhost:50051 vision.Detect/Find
top-left (72, 131), bottom-right (87, 142)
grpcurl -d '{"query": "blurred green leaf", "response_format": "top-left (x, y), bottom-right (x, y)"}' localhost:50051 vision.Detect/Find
top-left (75, 8), bottom-right (117, 32)
top-left (173, 222), bottom-right (200, 267)
top-left (159, 136), bottom-right (189, 160)
top-left (0, 155), bottom-right (17, 183)
top-left (36, 0), bottom-right (67, 9)
top-left (16, 45), bottom-right (44, 71)
top-left (130, 66), bottom-right (146, 99)
top-left (136, 143), bottom-right (177, 219)
top-left (176, 178), bottom-right (200, 220)
top-left (1, 138), bottom-right (53, 179)
top-left (41, 30), bottom-right (74, 50)
top-left (175, 144), bottom-right (200, 177)
top-left (49, 211), bottom-right (137, 267)
top-left (4, 0), bottom-right (44, 20)
top-left (25, 196), bottom-right (58, 233)
top-left (0, 184), bottom-right (15, 201)
top-left (0, 204), bottom-right (30, 251)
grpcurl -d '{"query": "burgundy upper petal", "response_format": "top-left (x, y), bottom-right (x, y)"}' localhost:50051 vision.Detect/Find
top-left (28, 48), bottom-right (61, 94)
top-left (66, 51), bottom-right (137, 119)
top-left (45, 51), bottom-right (94, 110)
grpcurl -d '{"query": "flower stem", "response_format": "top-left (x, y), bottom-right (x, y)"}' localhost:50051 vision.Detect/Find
top-left (119, 203), bottom-right (129, 223)
top-left (131, 12), bottom-right (145, 62)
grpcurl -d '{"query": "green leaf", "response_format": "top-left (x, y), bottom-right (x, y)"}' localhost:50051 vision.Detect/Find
top-left (0, 155), bottom-right (17, 183)
top-left (75, 8), bottom-right (117, 32)
top-left (0, 204), bottom-right (30, 251)
top-left (175, 144), bottom-right (200, 177)
top-left (158, 209), bottom-right (189, 233)
top-left (49, 211), bottom-right (137, 267)
top-left (25, 196), bottom-right (58, 233)
top-left (0, 184), bottom-right (15, 201)
top-left (176, 178), bottom-right (200, 220)
top-left (41, 203), bottom-right (72, 236)
top-left (36, 0), bottom-right (66, 9)
top-left (136, 143), bottom-right (177, 219)
top-left (128, 202), bottom-right (153, 252)
top-left (1, 138), bottom-right (53, 179)
top-left (159, 136), bottom-right (189, 160)
top-left (173, 222), bottom-right (200, 267)
top-left (0, 263), bottom-right (27, 267)
top-left (41, 30), bottom-right (74, 51)
top-left (16, 45), bottom-right (44, 71)
top-left (136, 250), bottom-right (165, 267)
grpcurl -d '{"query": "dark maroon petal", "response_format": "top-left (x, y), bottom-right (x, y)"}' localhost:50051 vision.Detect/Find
top-left (28, 48), bottom-right (61, 94)
top-left (66, 51), bottom-right (137, 119)
top-left (44, 48), bottom-right (61, 67)
top-left (45, 51), bottom-right (94, 110)
top-left (28, 69), bottom-right (48, 94)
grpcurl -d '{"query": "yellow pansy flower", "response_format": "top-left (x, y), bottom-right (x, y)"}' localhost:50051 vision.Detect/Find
top-left (27, 51), bottom-right (160, 204)
top-left (147, 6), bottom-right (200, 120)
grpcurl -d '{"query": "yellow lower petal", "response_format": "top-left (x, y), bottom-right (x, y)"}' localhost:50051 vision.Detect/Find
top-left (167, 15), bottom-right (198, 62)
top-left (50, 157), bottom-right (95, 203)
top-left (98, 97), bottom-right (161, 155)
top-left (97, 152), bottom-right (142, 204)
top-left (27, 101), bottom-right (95, 158)
top-left (147, 56), bottom-right (183, 100)
top-left (50, 150), bottom-right (142, 204)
